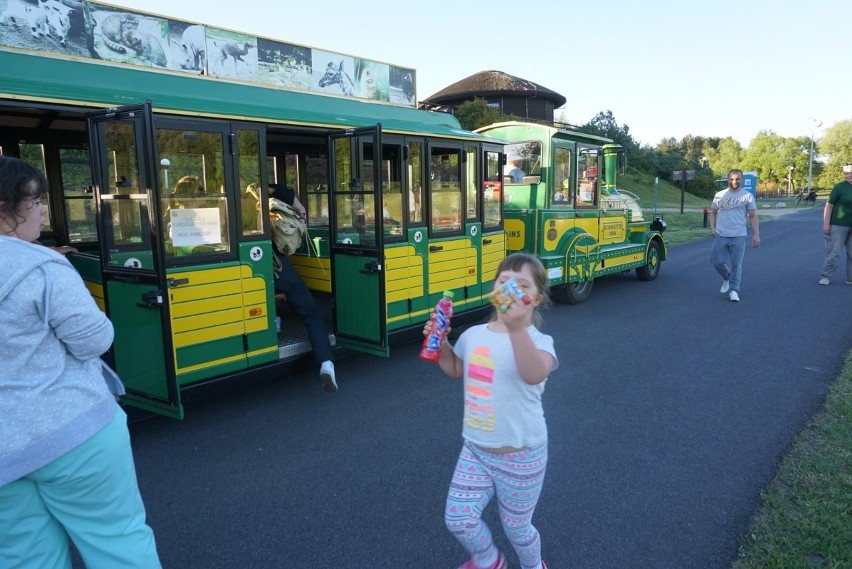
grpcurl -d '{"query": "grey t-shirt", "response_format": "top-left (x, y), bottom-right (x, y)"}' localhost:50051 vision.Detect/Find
top-left (453, 323), bottom-right (558, 449)
top-left (712, 188), bottom-right (756, 237)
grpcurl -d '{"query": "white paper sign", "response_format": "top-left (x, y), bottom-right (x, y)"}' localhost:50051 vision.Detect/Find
top-left (171, 208), bottom-right (222, 247)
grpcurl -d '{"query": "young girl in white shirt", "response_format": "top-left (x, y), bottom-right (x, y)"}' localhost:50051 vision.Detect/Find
top-left (425, 253), bottom-right (558, 569)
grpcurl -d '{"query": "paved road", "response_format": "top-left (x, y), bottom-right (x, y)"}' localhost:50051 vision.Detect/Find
top-left (99, 206), bottom-right (850, 568)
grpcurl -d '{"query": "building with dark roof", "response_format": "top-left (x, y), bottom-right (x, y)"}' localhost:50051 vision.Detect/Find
top-left (421, 70), bottom-right (566, 122)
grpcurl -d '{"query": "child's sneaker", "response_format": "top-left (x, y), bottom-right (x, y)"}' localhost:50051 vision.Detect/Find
top-left (457, 552), bottom-right (507, 569)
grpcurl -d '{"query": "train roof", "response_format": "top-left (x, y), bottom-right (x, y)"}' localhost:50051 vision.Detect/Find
top-left (476, 121), bottom-right (614, 144)
top-left (0, 49), bottom-right (498, 142)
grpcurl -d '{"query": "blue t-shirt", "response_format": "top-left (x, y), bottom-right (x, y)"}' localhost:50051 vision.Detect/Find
top-left (452, 323), bottom-right (558, 449)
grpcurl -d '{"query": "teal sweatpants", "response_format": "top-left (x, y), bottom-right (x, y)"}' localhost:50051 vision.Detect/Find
top-left (0, 409), bottom-right (161, 569)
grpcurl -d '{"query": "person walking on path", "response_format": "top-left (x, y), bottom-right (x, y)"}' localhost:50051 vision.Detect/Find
top-left (818, 164), bottom-right (852, 286)
top-left (0, 156), bottom-right (161, 569)
top-left (710, 169), bottom-right (761, 302)
top-left (424, 253), bottom-right (558, 569)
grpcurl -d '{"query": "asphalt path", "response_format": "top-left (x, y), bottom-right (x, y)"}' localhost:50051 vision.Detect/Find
top-left (97, 206), bottom-right (850, 569)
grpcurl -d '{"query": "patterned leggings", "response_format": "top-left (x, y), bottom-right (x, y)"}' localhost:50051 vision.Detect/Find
top-left (445, 440), bottom-right (548, 569)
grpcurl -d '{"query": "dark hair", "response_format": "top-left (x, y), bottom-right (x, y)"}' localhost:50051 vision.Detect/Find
top-left (267, 183), bottom-right (295, 197)
top-left (0, 156), bottom-right (48, 231)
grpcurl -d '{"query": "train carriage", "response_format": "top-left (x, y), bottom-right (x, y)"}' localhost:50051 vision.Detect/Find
top-left (1, 0), bottom-right (505, 417)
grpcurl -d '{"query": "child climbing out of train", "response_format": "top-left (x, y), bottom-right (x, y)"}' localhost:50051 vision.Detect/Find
top-left (423, 252), bottom-right (558, 569)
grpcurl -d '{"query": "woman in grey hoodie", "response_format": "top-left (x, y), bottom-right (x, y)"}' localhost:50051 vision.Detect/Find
top-left (0, 156), bottom-right (161, 568)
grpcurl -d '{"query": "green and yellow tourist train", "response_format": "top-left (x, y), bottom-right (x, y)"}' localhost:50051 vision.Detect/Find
top-left (477, 121), bottom-right (667, 304)
top-left (1, 0), bottom-right (665, 418)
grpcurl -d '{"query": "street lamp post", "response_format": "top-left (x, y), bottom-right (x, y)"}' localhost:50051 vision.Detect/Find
top-left (160, 158), bottom-right (171, 189)
top-left (807, 118), bottom-right (822, 192)
top-left (787, 166), bottom-right (795, 197)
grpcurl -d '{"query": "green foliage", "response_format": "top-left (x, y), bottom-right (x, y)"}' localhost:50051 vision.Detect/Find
top-left (454, 98), bottom-right (506, 131)
top-left (580, 110), bottom-right (639, 153)
top-left (685, 176), bottom-right (717, 200)
top-left (703, 137), bottom-right (743, 179)
top-left (742, 131), bottom-right (790, 187)
top-left (816, 120), bottom-right (852, 189)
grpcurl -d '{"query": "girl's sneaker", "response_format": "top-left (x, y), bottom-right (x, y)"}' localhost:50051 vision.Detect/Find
top-left (457, 552), bottom-right (507, 569)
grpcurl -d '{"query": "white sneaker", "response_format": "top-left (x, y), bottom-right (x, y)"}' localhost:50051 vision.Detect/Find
top-left (720, 280), bottom-right (730, 294)
top-left (818, 277), bottom-right (830, 285)
top-left (319, 360), bottom-right (337, 393)
top-left (729, 290), bottom-right (740, 302)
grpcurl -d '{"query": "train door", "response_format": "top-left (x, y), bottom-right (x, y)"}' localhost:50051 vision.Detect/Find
top-left (424, 142), bottom-right (471, 309)
top-left (328, 126), bottom-right (388, 356)
top-left (87, 103), bottom-right (182, 418)
top-left (480, 145), bottom-right (506, 293)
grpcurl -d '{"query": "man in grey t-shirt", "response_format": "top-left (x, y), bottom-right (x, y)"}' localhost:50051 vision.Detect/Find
top-left (709, 169), bottom-right (761, 302)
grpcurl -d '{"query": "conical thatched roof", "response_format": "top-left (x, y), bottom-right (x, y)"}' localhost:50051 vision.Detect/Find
top-left (423, 70), bottom-right (566, 107)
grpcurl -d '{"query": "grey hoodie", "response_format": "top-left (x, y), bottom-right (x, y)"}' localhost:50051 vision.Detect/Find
top-left (0, 237), bottom-right (124, 486)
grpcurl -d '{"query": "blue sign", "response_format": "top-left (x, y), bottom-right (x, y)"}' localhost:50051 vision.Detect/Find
top-left (742, 171), bottom-right (758, 199)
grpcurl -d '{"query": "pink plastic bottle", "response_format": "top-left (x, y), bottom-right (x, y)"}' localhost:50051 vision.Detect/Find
top-left (419, 290), bottom-right (454, 362)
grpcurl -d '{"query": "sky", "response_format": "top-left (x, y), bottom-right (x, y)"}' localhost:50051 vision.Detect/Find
top-left (114, 0), bottom-right (851, 147)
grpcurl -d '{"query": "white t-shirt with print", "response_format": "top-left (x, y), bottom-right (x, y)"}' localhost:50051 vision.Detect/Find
top-left (712, 188), bottom-right (756, 237)
top-left (452, 323), bottom-right (558, 449)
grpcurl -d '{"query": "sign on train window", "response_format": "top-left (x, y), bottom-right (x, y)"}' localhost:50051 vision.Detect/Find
top-left (157, 129), bottom-right (230, 257)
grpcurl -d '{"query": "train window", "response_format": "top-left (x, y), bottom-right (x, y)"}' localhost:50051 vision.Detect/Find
top-left (429, 146), bottom-right (462, 234)
top-left (407, 141), bottom-right (423, 224)
top-left (465, 145), bottom-right (478, 221)
top-left (576, 148), bottom-right (599, 207)
top-left (504, 141), bottom-right (542, 184)
top-left (237, 129), bottom-right (262, 236)
top-left (267, 156), bottom-right (278, 183)
top-left (333, 137), bottom-right (376, 246)
top-left (59, 148), bottom-right (96, 243)
top-left (19, 143), bottom-right (53, 233)
top-left (381, 143), bottom-right (403, 239)
top-left (553, 146), bottom-right (571, 206)
top-left (483, 150), bottom-right (502, 228)
top-left (305, 154), bottom-right (329, 227)
top-left (157, 129), bottom-right (230, 257)
top-left (99, 121), bottom-right (149, 261)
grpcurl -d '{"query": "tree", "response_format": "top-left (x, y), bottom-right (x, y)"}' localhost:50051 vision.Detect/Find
top-left (580, 110), bottom-right (638, 152)
top-left (704, 137), bottom-right (743, 179)
top-left (742, 130), bottom-right (788, 187)
top-left (816, 119), bottom-right (852, 189)
top-left (454, 98), bottom-right (505, 132)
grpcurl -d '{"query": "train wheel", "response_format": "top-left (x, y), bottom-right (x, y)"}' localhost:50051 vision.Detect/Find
top-left (552, 279), bottom-right (594, 305)
top-left (636, 240), bottom-right (662, 281)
